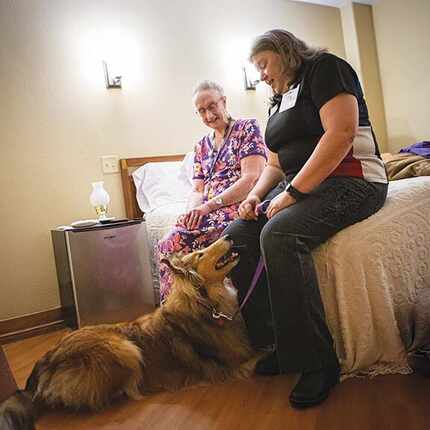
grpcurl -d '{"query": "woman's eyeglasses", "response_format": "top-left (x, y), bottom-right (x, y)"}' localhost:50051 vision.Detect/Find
top-left (196, 98), bottom-right (223, 117)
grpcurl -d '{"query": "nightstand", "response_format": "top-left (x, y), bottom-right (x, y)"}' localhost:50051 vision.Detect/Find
top-left (51, 219), bottom-right (154, 329)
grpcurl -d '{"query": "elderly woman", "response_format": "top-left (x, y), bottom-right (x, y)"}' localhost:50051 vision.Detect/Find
top-left (157, 80), bottom-right (266, 301)
top-left (224, 30), bottom-right (388, 408)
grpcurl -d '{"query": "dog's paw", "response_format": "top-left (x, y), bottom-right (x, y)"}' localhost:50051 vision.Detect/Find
top-left (235, 352), bottom-right (268, 378)
top-left (124, 382), bottom-right (143, 401)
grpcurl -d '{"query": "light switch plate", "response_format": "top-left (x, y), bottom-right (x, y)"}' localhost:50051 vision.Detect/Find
top-left (101, 155), bottom-right (119, 174)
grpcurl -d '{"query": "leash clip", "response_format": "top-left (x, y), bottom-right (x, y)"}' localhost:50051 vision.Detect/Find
top-left (212, 309), bottom-right (233, 321)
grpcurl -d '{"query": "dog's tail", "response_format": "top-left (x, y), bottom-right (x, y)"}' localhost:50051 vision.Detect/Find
top-left (0, 354), bottom-right (47, 430)
top-left (0, 390), bottom-right (37, 430)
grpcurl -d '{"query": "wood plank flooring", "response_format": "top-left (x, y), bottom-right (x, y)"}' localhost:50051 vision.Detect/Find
top-left (4, 329), bottom-right (430, 430)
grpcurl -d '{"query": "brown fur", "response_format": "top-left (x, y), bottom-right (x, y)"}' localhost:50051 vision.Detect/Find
top-left (17, 237), bottom-right (261, 418)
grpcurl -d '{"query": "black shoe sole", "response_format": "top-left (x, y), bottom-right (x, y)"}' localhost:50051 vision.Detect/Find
top-left (289, 390), bottom-right (331, 409)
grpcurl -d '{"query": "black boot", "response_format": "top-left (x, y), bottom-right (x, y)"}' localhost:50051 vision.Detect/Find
top-left (289, 363), bottom-right (340, 408)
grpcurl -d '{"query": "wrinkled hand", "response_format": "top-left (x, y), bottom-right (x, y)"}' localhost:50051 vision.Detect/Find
top-left (265, 191), bottom-right (296, 219)
top-left (238, 195), bottom-right (261, 220)
top-left (176, 203), bottom-right (212, 230)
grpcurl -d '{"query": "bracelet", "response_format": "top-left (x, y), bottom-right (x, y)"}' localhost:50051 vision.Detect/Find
top-left (285, 182), bottom-right (309, 201)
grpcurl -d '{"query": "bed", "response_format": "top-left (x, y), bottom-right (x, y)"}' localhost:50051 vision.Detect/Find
top-left (120, 154), bottom-right (430, 377)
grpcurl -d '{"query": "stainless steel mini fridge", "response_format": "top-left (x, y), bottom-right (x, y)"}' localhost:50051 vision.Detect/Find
top-left (51, 220), bottom-right (154, 329)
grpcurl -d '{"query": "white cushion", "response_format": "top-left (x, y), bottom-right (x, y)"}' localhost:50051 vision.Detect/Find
top-left (132, 160), bottom-right (192, 213)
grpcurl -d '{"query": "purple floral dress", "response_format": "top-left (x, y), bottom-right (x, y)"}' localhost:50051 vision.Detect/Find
top-left (157, 118), bottom-right (266, 301)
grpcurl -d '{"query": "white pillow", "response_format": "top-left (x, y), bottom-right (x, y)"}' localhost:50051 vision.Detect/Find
top-left (132, 161), bottom-right (192, 212)
top-left (178, 151), bottom-right (195, 186)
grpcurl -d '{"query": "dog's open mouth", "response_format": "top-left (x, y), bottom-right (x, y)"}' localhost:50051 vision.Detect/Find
top-left (215, 249), bottom-right (239, 270)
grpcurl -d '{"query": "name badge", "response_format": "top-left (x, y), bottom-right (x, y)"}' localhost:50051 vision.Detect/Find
top-left (279, 84), bottom-right (300, 112)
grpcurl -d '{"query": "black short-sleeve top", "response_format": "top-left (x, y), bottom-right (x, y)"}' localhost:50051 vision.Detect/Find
top-left (265, 53), bottom-right (387, 183)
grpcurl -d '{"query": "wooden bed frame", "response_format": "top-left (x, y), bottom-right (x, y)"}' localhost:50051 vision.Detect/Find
top-left (120, 153), bottom-right (395, 219)
top-left (120, 155), bottom-right (185, 219)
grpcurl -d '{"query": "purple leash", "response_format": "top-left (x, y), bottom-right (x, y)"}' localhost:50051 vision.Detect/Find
top-left (232, 257), bottom-right (265, 319)
top-left (210, 257), bottom-right (265, 322)
top-left (213, 203), bottom-right (268, 321)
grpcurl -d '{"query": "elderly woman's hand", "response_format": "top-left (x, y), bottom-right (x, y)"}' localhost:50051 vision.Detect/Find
top-left (238, 195), bottom-right (261, 220)
top-left (177, 203), bottom-right (212, 231)
top-left (265, 191), bottom-right (296, 219)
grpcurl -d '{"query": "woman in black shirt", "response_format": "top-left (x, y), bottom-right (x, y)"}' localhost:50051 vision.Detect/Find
top-left (224, 29), bottom-right (388, 408)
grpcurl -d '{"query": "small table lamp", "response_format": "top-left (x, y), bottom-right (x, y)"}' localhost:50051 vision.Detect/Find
top-left (89, 181), bottom-right (110, 219)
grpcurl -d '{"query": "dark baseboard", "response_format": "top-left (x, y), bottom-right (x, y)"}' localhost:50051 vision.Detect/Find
top-left (0, 307), bottom-right (66, 345)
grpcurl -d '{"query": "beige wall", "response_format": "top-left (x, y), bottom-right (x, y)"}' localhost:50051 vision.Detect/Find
top-left (339, 1), bottom-right (388, 151)
top-left (0, 0), bottom-right (345, 320)
top-left (353, 3), bottom-right (388, 151)
top-left (372, 0), bottom-right (430, 152)
top-left (340, 1), bottom-right (363, 80)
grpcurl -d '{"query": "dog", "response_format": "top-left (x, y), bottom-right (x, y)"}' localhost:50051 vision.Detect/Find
top-left (0, 236), bottom-right (262, 430)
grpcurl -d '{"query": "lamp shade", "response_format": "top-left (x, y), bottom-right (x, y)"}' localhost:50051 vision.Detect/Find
top-left (89, 181), bottom-right (110, 219)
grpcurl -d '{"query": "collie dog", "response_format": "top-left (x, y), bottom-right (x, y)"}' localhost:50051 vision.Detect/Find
top-left (0, 236), bottom-right (261, 430)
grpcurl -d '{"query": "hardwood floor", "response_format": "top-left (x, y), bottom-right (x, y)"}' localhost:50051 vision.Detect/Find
top-left (4, 329), bottom-right (430, 430)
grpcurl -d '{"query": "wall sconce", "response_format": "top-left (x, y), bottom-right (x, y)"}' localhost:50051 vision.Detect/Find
top-left (243, 65), bottom-right (260, 91)
top-left (103, 61), bottom-right (122, 89)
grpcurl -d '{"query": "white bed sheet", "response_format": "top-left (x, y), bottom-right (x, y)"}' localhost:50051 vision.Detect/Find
top-left (143, 177), bottom-right (430, 376)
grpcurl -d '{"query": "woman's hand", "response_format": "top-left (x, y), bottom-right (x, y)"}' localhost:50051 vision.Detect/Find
top-left (265, 191), bottom-right (296, 219)
top-left (238, 195), bottom-right (261, 220)
top-left (176, 203), bottom-right (212, 230)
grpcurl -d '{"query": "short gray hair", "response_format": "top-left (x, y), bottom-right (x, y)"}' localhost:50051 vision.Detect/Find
top-left (249, 29), bottom-right (327, 75)
top-left (192, 80), bottom-right (225, 98)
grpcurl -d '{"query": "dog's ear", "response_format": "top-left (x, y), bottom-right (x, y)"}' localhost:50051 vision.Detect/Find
top-left (160, 256), bottom-right (204, 286)
top-left (160, 255), bottom-right (185, 275)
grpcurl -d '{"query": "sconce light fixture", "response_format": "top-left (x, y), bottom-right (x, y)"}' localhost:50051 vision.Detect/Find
top-left (243, 65), bottom-right (260, 91)
top-left (103, 61), bottom-right (122, 89)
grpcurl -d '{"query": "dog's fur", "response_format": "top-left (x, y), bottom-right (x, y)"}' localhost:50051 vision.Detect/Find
top-left (0, 236), bottom-right (260, 430)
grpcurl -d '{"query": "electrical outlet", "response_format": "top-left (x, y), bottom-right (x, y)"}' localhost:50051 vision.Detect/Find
top-left (101, 155), bottom-right (119, 174)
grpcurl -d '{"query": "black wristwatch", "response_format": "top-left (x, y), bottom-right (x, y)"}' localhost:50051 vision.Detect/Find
top-left (285, 182), bottom-right (309, 201)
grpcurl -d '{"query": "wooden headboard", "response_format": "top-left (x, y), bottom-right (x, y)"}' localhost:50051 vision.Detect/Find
top-left (120, 155), bottom-right (185, 219)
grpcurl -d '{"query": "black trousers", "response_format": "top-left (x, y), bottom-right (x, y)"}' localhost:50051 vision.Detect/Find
top-left (224, 177), bottom-right (388, 373)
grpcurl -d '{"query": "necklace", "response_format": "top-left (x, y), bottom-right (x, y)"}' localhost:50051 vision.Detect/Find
top-left (208, 117), bottom-right (235, 177)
